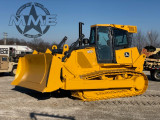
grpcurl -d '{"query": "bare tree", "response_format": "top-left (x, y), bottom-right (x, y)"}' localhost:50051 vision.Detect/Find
top-left (28, 38), bottom-right (51, 52)
top-left (146, 30), bottom-right (159, 47)
top-left (132, 30), bottom-right (147, 52)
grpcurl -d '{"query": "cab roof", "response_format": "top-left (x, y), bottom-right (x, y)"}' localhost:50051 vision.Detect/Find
top-left (91, 24), bottom-right (137, 33)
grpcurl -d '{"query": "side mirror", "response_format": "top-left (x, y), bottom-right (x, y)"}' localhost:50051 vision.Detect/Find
top-left (83, 38), bottom-right (89, 45)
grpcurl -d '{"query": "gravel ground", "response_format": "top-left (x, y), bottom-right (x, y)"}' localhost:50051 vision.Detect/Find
top-left (0, 71), bottom-right (160, 120)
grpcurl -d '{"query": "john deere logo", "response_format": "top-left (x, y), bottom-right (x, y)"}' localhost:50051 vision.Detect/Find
top-left (124, 52), bottom-right (130, 57)
top-left (9, 2), bottom-right (57, 38)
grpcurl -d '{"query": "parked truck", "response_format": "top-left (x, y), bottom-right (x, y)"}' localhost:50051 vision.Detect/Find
top-left (141, 46), bottom-right (160, 81)
top-left (0, 45), bottom-right (32, 75)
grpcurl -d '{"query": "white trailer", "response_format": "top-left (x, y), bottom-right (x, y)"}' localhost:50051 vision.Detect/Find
top-left (0, 45), bottom-right (33, 57)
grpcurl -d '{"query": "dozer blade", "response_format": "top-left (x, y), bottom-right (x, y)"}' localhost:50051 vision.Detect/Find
top-left (11, 53), bottom-right (57, 92)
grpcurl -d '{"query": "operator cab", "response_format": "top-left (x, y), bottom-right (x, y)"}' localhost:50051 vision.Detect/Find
top-left (61, 23), bottom-right (137, 63)
top-left (89, 24), bottom-right (137, 63)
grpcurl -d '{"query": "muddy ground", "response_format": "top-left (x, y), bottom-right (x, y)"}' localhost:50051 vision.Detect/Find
top-left (0, 71), bottom-right (160, 120)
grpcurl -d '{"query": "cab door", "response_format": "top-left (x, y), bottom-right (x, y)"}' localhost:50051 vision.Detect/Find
top-left (96, 27), bottom-right (113, 63)
top-left (0, 56), bottom-right (9, 70)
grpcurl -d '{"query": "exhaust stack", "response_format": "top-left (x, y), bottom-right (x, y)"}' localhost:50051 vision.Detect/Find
top-left (79, 22), bottom-right (84, 46)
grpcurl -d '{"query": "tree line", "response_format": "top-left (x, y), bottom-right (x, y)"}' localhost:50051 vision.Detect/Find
top-left (0, 30), bottom-right (160, 52)
top-left (0, 38), bottom-right (57, 52)
top-left (132, 30), bottom-right (160, 52)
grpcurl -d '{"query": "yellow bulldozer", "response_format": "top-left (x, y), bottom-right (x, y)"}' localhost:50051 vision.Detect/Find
top-left (11, 22), bottom-right (148, 101)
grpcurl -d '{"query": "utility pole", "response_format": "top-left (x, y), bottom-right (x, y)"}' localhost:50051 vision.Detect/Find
top-left (3, 32), bottom-right (8, 45)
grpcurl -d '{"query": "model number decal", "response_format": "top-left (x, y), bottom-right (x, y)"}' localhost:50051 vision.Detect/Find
top-left (87, 50), bottom-right (93, 53)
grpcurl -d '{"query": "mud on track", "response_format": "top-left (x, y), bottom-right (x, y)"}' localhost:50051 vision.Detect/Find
top-left (0, 71), bottom-right (160, 120)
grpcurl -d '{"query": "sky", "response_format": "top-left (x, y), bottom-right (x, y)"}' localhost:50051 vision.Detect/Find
top-left (0, 0), bottom-right (160, 44)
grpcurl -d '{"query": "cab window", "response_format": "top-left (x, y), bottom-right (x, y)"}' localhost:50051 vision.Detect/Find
top-left (90, 27), bottom-right (96, 44)
top-left (114, 29), bottom-right (128, 46)
top-left (2, 57), bottom-right (7, 61)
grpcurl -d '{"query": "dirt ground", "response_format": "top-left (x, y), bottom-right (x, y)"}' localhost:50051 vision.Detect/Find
top-left (0, 71), bottom-right (160, 120)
